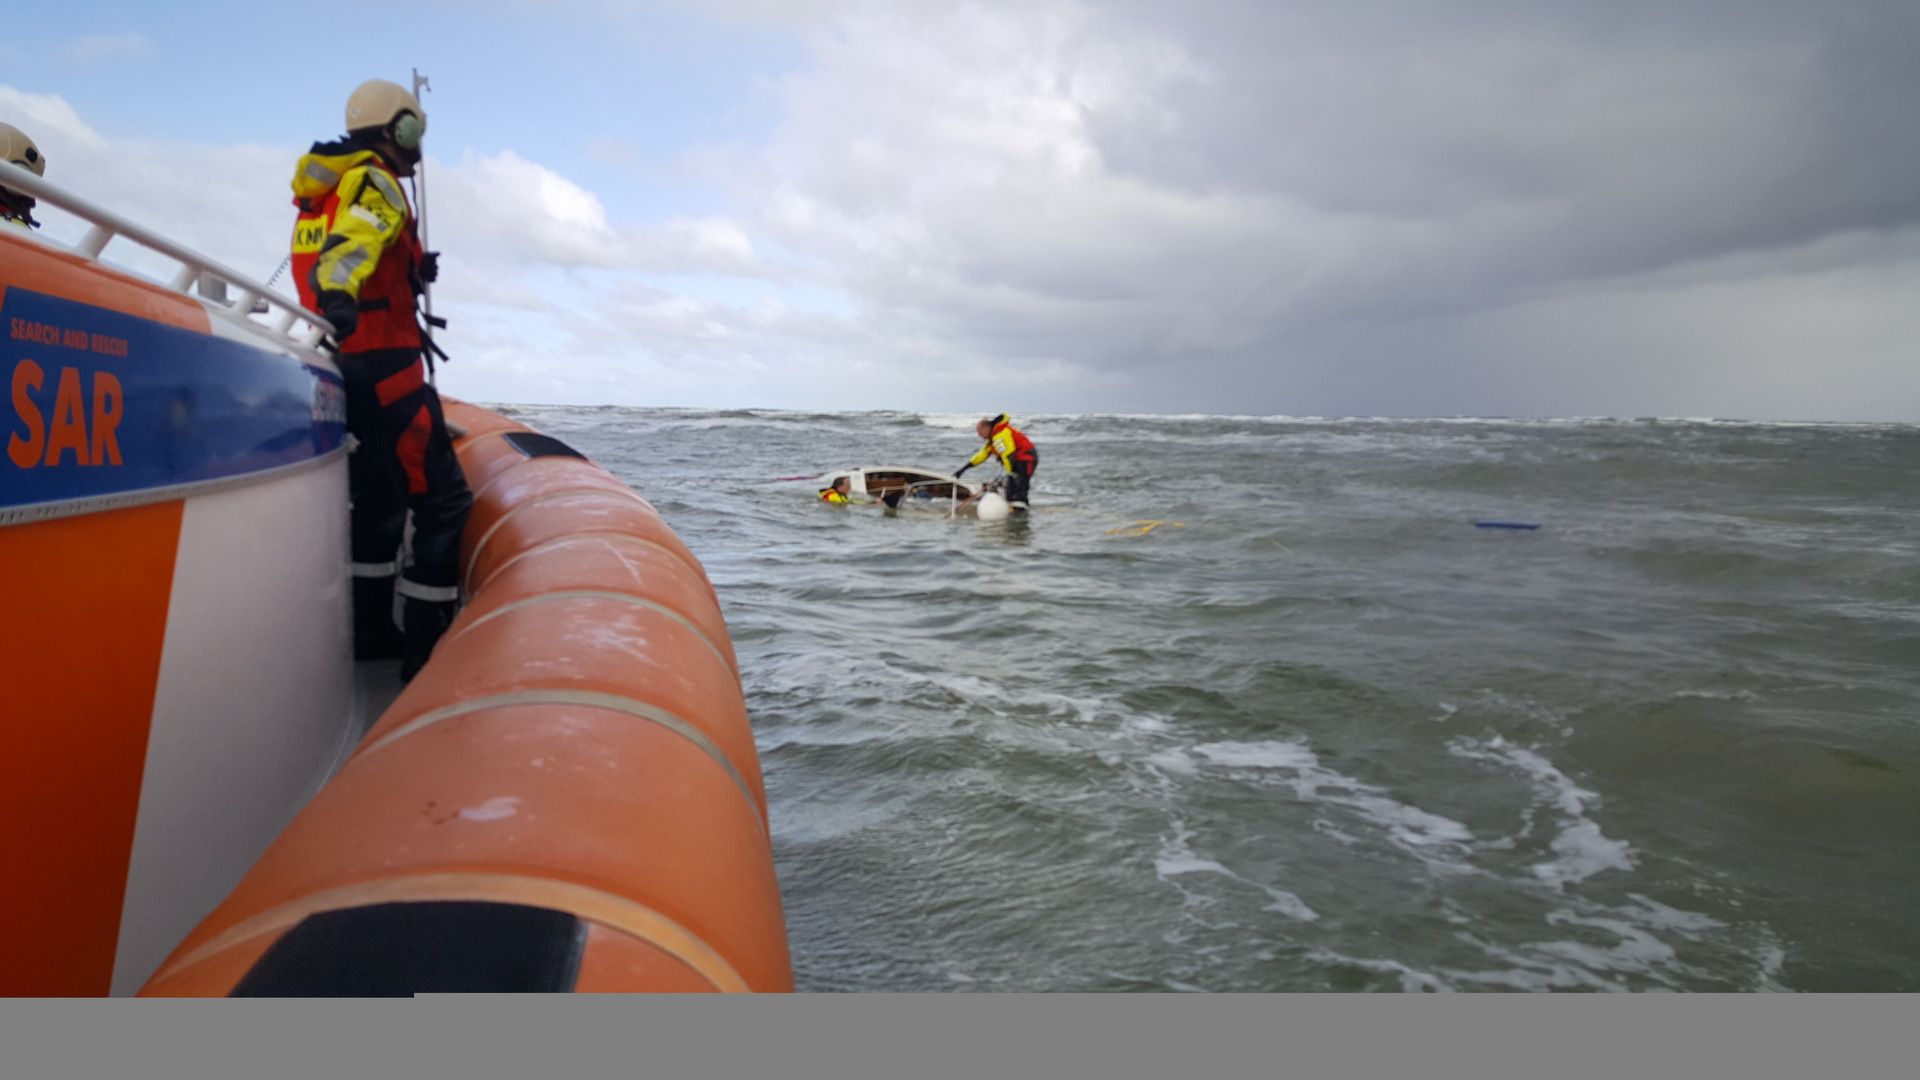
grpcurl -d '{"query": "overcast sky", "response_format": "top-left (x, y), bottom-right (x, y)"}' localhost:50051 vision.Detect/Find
top-left (6, 0), bottom-right (1918, 419)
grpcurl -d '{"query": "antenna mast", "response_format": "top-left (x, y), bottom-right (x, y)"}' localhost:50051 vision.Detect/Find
top-left (410, 67), bottom-right (432, 253)
top-left (410, 67), bottom-right (436, 383)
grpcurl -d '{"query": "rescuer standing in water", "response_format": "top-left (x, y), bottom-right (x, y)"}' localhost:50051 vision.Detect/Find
top-left (289, 79), bottom-right (471, 680)
top-left (955, 413), bottom-right (1038, 512)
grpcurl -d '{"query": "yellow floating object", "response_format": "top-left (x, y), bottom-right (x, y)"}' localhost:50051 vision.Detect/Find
top-left (1105, 519), bottom-right (1186, 537)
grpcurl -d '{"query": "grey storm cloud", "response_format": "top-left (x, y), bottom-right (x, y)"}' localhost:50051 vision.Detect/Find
top-left (1083, 0), bottom-right (1920, 312)
top-left (704, 0), bottom-right (1920, 418)
top-left (12, 2), bottom-right (1915, 418)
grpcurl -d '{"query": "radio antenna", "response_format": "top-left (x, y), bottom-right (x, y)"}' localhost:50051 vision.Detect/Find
top-left (410, 67), bottom-right (437, 383)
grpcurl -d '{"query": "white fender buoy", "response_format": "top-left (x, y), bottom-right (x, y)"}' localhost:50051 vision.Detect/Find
top-left (976, 492), bottom-right (1011, 522)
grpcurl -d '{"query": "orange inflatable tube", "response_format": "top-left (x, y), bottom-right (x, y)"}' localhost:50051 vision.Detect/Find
top-left (139, 402), bottom-right (790, 994)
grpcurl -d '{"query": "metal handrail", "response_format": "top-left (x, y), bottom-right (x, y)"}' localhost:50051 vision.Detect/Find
top-left (0, 161), bottom-right (335, 352)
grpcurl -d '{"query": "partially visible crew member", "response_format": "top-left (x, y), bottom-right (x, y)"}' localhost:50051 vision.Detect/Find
top-left (0, 123), bottom-right (46, 229)
top-left (289, 79), bottom-right (471, 681)
top-left (955, 413), bottom-right (1038, 511)
top-left (819, 476), bottom-right (853, 504)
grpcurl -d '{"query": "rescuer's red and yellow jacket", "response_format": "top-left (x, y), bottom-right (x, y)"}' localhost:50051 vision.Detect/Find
top-left (968, 414), bottom-right (1037, 473)
top-left (289, 142), bottom-right (424, 353)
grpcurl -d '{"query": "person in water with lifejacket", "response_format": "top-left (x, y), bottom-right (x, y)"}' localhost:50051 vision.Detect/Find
top-left (0, 123), bottom-right (46, 229)
top-left (820, 476), bottom-right (853, 503)
top-left (955, 413), bottom-right (1038, 511)
top-left (289, 79), bottom-right (472, 681)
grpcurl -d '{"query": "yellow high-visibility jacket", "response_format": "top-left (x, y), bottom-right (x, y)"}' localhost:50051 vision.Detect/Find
top-left (968, 414), bottom-right (1038, 472)
top-left (289, 145), bottom-right (423, 352)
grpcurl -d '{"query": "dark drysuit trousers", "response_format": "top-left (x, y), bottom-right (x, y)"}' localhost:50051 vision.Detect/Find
top-left (339, 348), bottom-right (473, 679)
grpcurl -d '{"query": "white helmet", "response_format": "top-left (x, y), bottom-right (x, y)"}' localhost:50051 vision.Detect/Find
top-left (345, 79), bottom-right (426, 151)
top-left (1, 122), bottom-right (44, 222)
top-left (0, 122), bottom-right (45, 177)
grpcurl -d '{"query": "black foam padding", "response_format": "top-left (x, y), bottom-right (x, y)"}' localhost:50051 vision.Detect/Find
top-left (503, 431), bottom-right (588, 460)
top-left (229, 900), bottom-right (587, 997)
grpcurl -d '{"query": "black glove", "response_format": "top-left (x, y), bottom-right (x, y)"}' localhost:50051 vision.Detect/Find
top-left (418, 250), bottom-right (440, 285)
top-left (954, 464), bottom-right (971, 478)
top-left (318, 290), bottom-right (358, 343)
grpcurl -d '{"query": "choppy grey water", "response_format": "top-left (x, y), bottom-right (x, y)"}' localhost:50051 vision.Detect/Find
top-left (499, 405), bottom-right (1919, 992)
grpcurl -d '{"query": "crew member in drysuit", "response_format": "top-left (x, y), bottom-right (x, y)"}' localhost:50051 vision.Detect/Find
top-left (290, 79), bottom-right (471, 681)
top-left (819, 476), bottom-right (853, 503)
top-left (955, 413), bottom-right (1038, 511)
top-left (0, 123), bottom-right (46, 229)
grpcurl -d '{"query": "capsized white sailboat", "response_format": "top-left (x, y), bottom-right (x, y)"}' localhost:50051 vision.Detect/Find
top-left (818, 465), bottom-right (977, 503)
top-left (810, 465), bottom-right (1015, 519)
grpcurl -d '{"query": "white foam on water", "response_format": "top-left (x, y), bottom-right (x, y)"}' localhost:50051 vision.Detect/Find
top-left (1192, 739), bottom-right (1475, 859)
top-left (1311, 820), bottom-right (1363, 847)
top-left (1193, 740), bottom-right (1318, 770)
top-left (1307, 950), bottom-right (1453, 992)
top-left (1448, 735), bottom-right (1636, 887)
top-left (776, 796), bottom-right (911, 844)
top-left (1152, 820), bottom-right (1320, 924)
top-left (1144, 748), bottom-right (1197, 776)
top-left (1534, 824), bottom-right (1636, 888)
top-left (1155, 851), bottom-right (1232, 878)
top-left (1537, 913), bottom-right (1681, 971)
top-left (928, 668), bottom-right (1162, 734)
top-left (1620, 893), bottom-right (1725, 934)
top-left (1438, 955), bottom-right (1613, 991)
top-left (1261, 891), bottom-right (1321, 923)
top-left (1152, 821), bottom-right (1231, 884)
top-left (1437, 891), bottom-right (1743, 992)
top-left (915, 412), bottom-right (988, 431)
top-left (761, 728), bottom-right (895, 752)
top-left (1346, 794), bottom-right (1476, 852)
top-left (1671, 687), bottom-right (1762, 702)
top-left (646, 414), bottom-right (826, 433)
top-left (1754, 942), bottom-right (1790, 992)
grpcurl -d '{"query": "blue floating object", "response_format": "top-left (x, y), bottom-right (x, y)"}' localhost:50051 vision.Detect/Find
top-left (1474, 519), bottom-right (1540, 530)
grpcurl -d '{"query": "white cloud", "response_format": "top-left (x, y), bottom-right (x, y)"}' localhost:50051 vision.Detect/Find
top-left (9, 0), bottom-right (1919, 419)
top-left (433, 149), bottom-right (619, 266)
top-left (432, 149), bottom-right (768, 277)
top-left (671, 0), bottom-right (1920, 416)
top-left (2, 83), bottom-right (792, 409)
top-left (63, 32), bottom-right (155, 64)
top-left (0, 86), bottom-right (109, 151)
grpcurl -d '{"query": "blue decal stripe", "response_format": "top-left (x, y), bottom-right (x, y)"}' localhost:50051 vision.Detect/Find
top-left (2, 288), bottom-right (348, 514)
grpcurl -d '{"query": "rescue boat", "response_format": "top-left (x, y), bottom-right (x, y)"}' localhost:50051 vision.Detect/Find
top-left (1, 166), bottom-right (790, 995)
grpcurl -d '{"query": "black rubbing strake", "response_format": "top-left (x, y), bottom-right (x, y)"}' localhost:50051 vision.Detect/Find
top-left (229, 901), bottom-right (587, 997)
top-left (503, 431), bottom-right (588, 461)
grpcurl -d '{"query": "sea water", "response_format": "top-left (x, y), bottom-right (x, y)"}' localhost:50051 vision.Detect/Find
top-left (503, 406), bottom-right (1920, 992)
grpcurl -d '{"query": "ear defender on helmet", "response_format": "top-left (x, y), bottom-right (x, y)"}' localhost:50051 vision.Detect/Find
top-left (391, 112), bottom-right (424, 152)
top-left (344, 79), bottom-right (427, 157)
